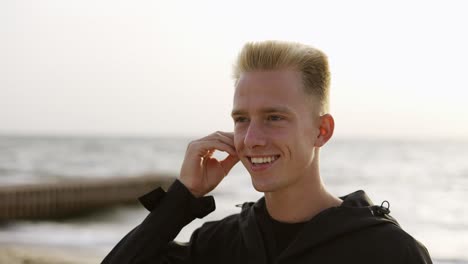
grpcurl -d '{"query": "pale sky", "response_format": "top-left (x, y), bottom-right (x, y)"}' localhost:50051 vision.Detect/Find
top-left (1, 0), bottom-right (467, 139)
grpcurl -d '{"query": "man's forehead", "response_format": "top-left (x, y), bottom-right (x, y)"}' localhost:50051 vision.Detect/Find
top-left (232, 70), bottom-right (322, 116)
top-left (231, 89), bottom-right (321, 117)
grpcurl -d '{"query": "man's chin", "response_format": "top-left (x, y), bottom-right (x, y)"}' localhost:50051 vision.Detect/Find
top-left (250, 178), bottom-right (277, 193)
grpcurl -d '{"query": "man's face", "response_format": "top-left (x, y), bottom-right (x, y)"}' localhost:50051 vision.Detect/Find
top-left (232, 70), bottom-right (321, 193)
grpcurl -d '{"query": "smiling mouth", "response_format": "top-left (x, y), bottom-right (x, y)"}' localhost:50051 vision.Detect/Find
top-left (248, 155), bottom-right (280, 166)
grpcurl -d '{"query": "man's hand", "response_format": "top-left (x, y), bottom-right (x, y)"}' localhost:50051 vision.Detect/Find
top-left (179, 131), bottom-right (240, 197)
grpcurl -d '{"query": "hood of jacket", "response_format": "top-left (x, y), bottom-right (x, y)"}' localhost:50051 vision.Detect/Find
top-left (238, 190), bottom-right (400, 262)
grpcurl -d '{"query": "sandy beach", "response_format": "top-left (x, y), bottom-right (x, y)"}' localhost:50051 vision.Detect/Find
top-left (0, 244), bottom-right (104, 264)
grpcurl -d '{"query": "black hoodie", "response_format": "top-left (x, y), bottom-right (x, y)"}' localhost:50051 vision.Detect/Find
top-left (102, 180), bottom-right (432, 264)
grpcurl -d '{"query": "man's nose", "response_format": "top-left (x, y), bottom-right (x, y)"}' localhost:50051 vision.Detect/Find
top-left (244, 121), bottom-right (266, 149)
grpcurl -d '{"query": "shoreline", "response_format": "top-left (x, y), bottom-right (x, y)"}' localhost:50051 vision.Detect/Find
top-left (0, 243), bottom-right (105, 264)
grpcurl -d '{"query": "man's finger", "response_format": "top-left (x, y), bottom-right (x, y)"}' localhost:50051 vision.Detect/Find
top-left (209, 132), bottom-right (235, 149)
top-left (191, 140), bottom-right (237, 157)
top-left (215, 131), bottom-right (234, 139)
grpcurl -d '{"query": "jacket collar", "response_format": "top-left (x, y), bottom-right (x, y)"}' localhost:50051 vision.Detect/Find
top-left (238, 190), bottom-right (399, 263)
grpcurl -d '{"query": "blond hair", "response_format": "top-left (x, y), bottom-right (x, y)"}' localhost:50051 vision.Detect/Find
top-left (233, 40), bottom-right (331, 113)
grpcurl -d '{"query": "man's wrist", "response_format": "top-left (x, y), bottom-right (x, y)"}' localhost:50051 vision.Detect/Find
top-left (177, 178), bottom-right (204, 198)
top-left (169, 179), bottom-right (216, 218)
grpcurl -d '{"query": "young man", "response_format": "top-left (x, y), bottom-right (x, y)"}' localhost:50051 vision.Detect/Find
top-left (102, 41), bottom-right (432, 263)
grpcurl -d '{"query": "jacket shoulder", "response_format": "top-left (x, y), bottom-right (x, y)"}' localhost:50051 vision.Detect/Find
top-left (351, 221), bottom-right (432, 263)
top-left (376, 223), bottom-right (432, 263)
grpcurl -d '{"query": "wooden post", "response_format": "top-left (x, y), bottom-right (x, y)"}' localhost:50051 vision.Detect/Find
top-left (0, 174), bottom-right (175, 220)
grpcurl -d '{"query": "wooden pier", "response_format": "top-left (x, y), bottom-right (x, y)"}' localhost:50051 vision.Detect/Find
top-left (0, 174), bottom-right (175, 220)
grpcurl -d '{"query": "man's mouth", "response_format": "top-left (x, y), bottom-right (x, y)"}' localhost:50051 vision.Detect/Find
top-left (247, 155), bottom-right (280, 171)
top-left (249, 155), bottom-right (279, 164)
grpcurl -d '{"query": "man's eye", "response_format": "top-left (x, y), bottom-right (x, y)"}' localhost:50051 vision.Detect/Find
top-left (234, 117), bottom-right (248, 123)
top-left (267, 115), bottom-right (283, 121)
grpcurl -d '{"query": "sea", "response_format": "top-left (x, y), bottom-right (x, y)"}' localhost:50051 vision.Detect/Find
top-left (0, 135), bottom-right (467, 263)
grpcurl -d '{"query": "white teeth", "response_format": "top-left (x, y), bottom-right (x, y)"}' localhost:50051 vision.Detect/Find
top-left (251, 156), bottom-right (277, 164)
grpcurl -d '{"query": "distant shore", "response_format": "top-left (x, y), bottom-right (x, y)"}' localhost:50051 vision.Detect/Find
top-left (0, 243), bottom-right (104, 264)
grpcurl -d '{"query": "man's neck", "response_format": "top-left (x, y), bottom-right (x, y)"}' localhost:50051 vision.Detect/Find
top-left (264, 175), bottom-right (342, 224)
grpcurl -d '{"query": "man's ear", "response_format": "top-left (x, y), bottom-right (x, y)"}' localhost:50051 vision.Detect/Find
top-left (315, 114), bottom-right (335, 147)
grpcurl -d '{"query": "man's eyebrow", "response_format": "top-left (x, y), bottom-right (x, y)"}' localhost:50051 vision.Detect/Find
top-left (231, 107), bottom-right (292, 116)
top-left (231, 109), bottom-right (245, 117)
top-left (261, 107), bottom-right (292, 114)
